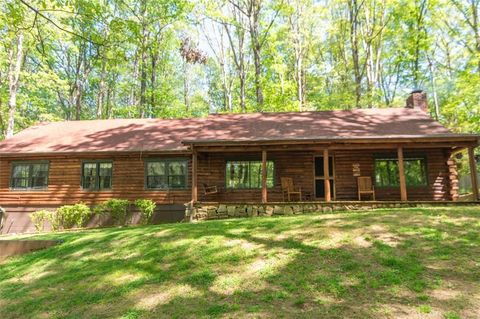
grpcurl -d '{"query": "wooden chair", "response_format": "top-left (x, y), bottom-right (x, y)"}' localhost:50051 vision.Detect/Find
top-left (281, 177), bottom-right (302, 201)
top-left (202, 183), bottom-right (219, 198)
top-left (358, 176), bottom-right (375, 200)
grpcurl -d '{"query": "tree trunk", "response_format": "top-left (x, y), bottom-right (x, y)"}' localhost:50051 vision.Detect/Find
top-left (138, 0), bottom-right (148, 118)
top-left (0, 75), bottom-right (4, 136)
top-left (289, 0), bottom-right (305, 111)
top-left (6, 33), bottom-right (24, 138)
top-left (150, 52), bottom-right (157, 117)
top-left (202, 19), bottom-right (233, 112)
top-left (223, 9), bottom-right (246, 112)
top-left (348, 0), bottom-right (362, 108)
top-left (249, 1), bottom-right (264, 108)
top-left (97, 60), bottom-right (107, 119)
top-left (75, 83), bottom-right (82, 120)
top-left (427, 56), bottom-right (440, 120)
top-left (413, 0), bottom-right (427, 88)
top-left (471, 0), bottom-right (480, 72)
top-left (131, 54), bottom-right (139, 107)
top-left (238, 31), bottom-right (246, 112)
top-left (74, 49), bottom-right (87, 121)
top-left (183, 60), bottom-right (190, 111)
top-left (139, 48), bottom-right (147, 118)
top-left (252, 42), bottom-right (263, 107)
top-left (296, 52), bottom-right (303, 111)
top-left (106, 87), bottom-right (112, 118)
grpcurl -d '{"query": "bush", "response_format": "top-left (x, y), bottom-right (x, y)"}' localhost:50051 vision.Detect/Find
top-left (46, 211), bottom-right (61, 232)
top-left (94, 199), bottom-right (130, 225)
top-left (30, 210), bottom-right (53, 232)
top-left (134, 199), bottom-right (156, 224)
top-left (57, 203), bottom-right (91, 229)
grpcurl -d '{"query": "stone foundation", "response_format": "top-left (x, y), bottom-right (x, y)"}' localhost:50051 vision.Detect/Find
top-left (186, 201), bottom-right (479, 221)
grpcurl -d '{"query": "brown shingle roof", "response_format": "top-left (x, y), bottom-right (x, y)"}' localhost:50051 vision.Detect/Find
top-left (0, 108), bottom-right (477, 155)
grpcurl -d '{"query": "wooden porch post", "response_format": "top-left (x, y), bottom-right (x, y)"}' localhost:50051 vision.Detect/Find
top-left (468, 146), bottom-right (479, 201)
top-left (397, 146), bottom-right (407, 201)
top-left (192, 149), bottom-right (198, 202)
top-left (323, 149), bottom-right (331, 202)
top-left (262, 150), bottom-right (268, 203)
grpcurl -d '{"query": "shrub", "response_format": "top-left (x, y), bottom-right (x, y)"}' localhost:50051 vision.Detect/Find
top-left (46, 211), bottom-right (61, 232)
top-left (30, 210), bottom-right (53, 232)
top-left (94, 199), bottom-right (130, 225)
top-left (57, 203), bottom-right (91, 229)
top-left (134, 199), bottom-right (156, 224)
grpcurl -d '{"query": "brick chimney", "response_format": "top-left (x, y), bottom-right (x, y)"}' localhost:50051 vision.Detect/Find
top-left (406, 89), bottom-right (428, 112)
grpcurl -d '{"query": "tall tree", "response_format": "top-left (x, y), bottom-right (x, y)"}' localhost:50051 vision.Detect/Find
top-left (6, 33), bottom-right (24, 138)
top-left (1, 0), bottom-right (480, 140)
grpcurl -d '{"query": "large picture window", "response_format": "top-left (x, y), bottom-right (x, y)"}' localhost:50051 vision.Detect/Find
top-left (11, 162), bottom-right (49, 189)
top-left (375, 157), bottom-right (427, 187)
top-left (226, 160), bottom-right (275, 189)
top-left (82, 161), bottom-right (112, 190)
top-left (145, 159), bottom-right (188, 189)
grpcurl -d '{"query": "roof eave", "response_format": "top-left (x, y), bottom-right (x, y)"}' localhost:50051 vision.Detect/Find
top-left (0, 148), bottom-right (191, 158)
top-left (182, 134), bottom-right (480, 147)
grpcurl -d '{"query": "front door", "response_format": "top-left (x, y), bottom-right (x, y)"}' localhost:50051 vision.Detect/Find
top-left (314, 156), bottom-right (335, 200)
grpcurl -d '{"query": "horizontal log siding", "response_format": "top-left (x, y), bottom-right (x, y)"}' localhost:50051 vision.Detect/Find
top-left (0, 154), bottom-right (192, 206)
top-left (334, 148), bottom-right (452, 201)
top-left (0, 148), bottom-right (454, 208)
top-left (198, 149), bottom-right (452, 202)
top-left (334, 150), bottom-right (375, 200)
top-left (197, 151), bottom-right (315, 202)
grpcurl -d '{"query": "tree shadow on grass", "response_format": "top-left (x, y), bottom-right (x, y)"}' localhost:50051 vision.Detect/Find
top-left (0, 208), bottom-right (479, 318)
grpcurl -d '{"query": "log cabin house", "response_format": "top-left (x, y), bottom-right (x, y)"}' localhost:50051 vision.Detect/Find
top-left (0, 90), bottom-right (479, 233)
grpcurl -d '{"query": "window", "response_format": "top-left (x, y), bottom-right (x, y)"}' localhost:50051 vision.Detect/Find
top-left (82, 161), bottom-right (112, 190)
top-left (226, 160), bottom-right (274, 189)
top-left (375, 157), bottom-right (427, 187)
top-left (11, 162), bottom-right (49, 189)
top-left (404, 159), bottom-right (428, 186)
top-left (145, 159), bottom-right (188, 189)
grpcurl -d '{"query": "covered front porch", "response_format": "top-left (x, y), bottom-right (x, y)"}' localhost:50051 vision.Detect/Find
top-left (187, 138), bottom-right (480, 204)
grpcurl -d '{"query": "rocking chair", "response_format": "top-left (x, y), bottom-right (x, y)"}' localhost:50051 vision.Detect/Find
top-left (281, 177), bottom-right (302, 201)
top-left (202, 183), bottom-right (219, 199)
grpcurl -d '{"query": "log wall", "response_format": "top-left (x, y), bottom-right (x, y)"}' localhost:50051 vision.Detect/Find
top-left (0, 147), bottom-right (455, 234)
top-left (198, 148), bottom-right (453, 202)
top-left (334, 148), bottom-right (453, 201)
top-left (0, 153), bottom-right (192, 206)
top-left (197, 151), bottom-right (315, 202)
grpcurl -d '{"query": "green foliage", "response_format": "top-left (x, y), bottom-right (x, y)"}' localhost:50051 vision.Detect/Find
top-left (56, 203), bottom-right (92, 229)
top-left (46, 211), bottom-right (61, 232)
top-left (0, 0), bottom-right (479, 141)
top-left (94, 199), bottom-right (131, 225)
top-left (29, 210), bottom-right (53, 232)
top-left (134, 199), bottom-right (156, 225)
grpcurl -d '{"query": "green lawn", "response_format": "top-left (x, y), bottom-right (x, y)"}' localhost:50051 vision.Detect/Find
top-left (1, 207), bottom-right (479, 319)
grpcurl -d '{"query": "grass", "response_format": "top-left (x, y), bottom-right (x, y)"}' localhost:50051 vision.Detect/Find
top-left (0, 207), bottom-right (479, 318)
